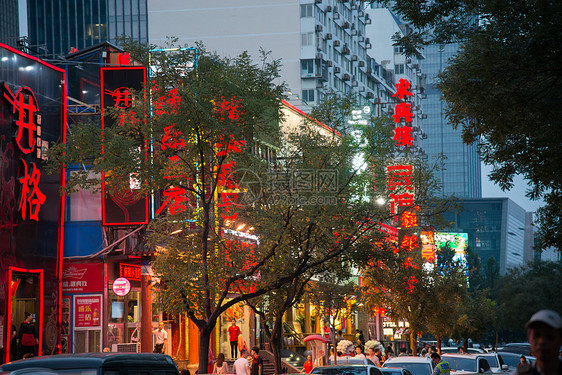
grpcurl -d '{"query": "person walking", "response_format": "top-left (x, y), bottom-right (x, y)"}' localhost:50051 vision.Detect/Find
top-left (250, 346), bottom-right (263, 375)
top-left (152, 321), bottom-right (168, 353)
top-left (303, 354), bottom-right (313, 374)
top-left (367, 347), bottom-right (381, 367)
top-left (513, 309), bottom-right (562, 375)
top-left (229, 321), bottom-right (242, 359)
top-left (234, 349), bottom-right (251, 375)
top-left (355, 346), bottom-right (366, 359)
top-left (213, 353), bottom-right (230, 374)
top-left (17, 312), bottom-right (37, 358)
top-left (431, 353), bottom-right (451, 375)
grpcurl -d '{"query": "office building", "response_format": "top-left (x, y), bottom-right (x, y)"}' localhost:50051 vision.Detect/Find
top-left (21, 0), bottom-right (148, 57)
top-left (421, 43), bottom-right (481, 198)
top-left (0, 0), bottom-right (19, 47)
top-left (444, 198), bottom-right (527, 274)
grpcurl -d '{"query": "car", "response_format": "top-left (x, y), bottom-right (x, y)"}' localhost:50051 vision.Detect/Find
top-left (311, 364), bottom-right (383, 375)
top-left (0, 369), bottom-right (58, 375)
top-left (329, 358), bottom-right (378, 366)
top-left (0, 353), bottom-right (180, 375)
top-left (498, 343), bottom-right (531, 356)
top-left (382, 356), bottom-right (434, 375)
top-left (441, 347), bottom-right (486, 354)
top-left (441, 353), bottom-right (493, 375)
top-left (479, 353), bottom-right (509, 373)
top-left (380, 366), bottom-right (414, 375)
top-left (495, 352), bottom-right (535, 370)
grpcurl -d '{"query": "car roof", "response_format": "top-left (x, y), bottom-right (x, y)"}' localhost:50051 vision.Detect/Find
top-left (385, 357), bottom-right (432, 363)
top-left (380, 367), bottom-right (407, 372)
top-left (1, 353), bottom-right (177, 371)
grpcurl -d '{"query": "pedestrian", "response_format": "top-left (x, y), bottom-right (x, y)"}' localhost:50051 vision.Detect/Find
top-left (335, 330), bottom-right (344, 347)
top-left (517, 355), bottom-right (530, 373)
top-left (152, 321), bottom-right (168, 353)
top-left (458, 347), bottom-right (464, 354)
top-left (303, 354), bottom-right (313, 374)
top-left (229, 320), bottom-right (242, 360)
top-left (383, 345), bottom-right (394, 362)
top-left (234, 349), bottom-right (251, 375)
top-left (513, 309), bottom-right (562, 375)
top-left (399, 347), bottom-right (408, 357)
top-left (355, 346), bottom-right (366, 359)
top-left (250, 346), bottom-right (263, 375)
top-left (431, 353), bottom-right (451, 375)
top-left (213, 353), bottom-right (230, 374)
top-left (18, 312), bottom-right (37, 358)
top-left (367, 347), bottom-right (381, 366)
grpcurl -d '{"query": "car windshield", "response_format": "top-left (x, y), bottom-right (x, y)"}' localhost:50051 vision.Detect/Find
top-left (311, 366), bottom-right (367, 375)
top-left (49, 370), bottom-right (98, 375)
top-left (383, 363), bottom-right (430, 375)
top-left (445, 358), bottom-right (477, 372)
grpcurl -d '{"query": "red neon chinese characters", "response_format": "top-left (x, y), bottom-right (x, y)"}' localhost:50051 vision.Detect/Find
top-left (156, 186), bottom-right (189, 215)
top-left (392, 102), bottom-right (413, 123)
top-left (3, 85), bottom-right (39, 154)
top-left (400, 211), bottom-right (418, 228)
top-left (387, 165), bottom-right (413, 191)
top-left (393, 125), bottom-right (414, 147)
top-left (392, 79), bottom-right (413, 100)
top-left (161, 124), bottom-right (186, 151)
top-left (108, 87), bottom-right (133, 108)
top-left (18, 161), bottom-right (46, 221)
top-left (401, 235), bottom-right (418, 252)
top-left (389, 193), bottom-right (414, 215)
top-left (216, 139), bottom-right (246, 158)
top-left (404, 276), bottom-right (418, 293)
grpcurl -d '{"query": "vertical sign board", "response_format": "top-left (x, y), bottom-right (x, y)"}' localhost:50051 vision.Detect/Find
top-left (0, 43), bottom-right (66, 361)
top-left (100, 67), bottom-right (148, 225)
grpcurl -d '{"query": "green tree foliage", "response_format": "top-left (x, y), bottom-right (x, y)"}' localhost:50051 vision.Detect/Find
top-left (371, 0), bottom-right (562, 250)
top-left (494, 261), bottom-right (562, 339)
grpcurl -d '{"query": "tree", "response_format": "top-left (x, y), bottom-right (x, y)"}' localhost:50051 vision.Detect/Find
top-left (372, 0), bottom-right (562, 250)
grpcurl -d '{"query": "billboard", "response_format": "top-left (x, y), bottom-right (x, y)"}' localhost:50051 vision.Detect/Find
top-left (434, 232), bottom-right (468, 263)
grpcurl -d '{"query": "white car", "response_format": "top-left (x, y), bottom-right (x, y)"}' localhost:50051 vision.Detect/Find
top-left (383, 356), bottom-right (434, 375)
top-left (441, 353), bottom-right (494, 375)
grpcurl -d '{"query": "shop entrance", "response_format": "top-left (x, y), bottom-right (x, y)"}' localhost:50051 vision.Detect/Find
top-left (6, 267), bottom-right (43, 362)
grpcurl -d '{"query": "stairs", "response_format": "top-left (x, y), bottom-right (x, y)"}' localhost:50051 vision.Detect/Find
top-left (262, 356), bottom-right (276, 375)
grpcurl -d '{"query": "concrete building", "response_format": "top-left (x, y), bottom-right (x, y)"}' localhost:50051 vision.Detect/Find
top-left (0, 0), bottom-right (19, 48)
top-left (147, 0), bottom-right (396, 111)
top-left (444, 198), bottom-right (528, 274)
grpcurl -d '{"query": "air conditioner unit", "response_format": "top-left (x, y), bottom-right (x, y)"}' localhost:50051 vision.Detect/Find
top-left (342, 73), bottom-right (351, 81)
top-left (333, 13), bottom-right (340, 19)
top-left (351, 55), bottom-right (358, 61)
top-left (352, 80), bottom-right (358, 87)
top-left (365, 17), bottom-right (371, 24)
top-left (326, 5), bottom-right (332, 12)
top-left (358, 11), bottom-right (365, 17)
top-left (327, 61), bottom-right (333, 67)
top-left (112, 343), bottom-right (139, 353)
top-left (334, 40), bottom-right (341, 46)
top-left (359, 61), bottom-right (365, 67)
top-left (342, 22), bottom-right (350, 29)
top-left (315, 25), bottom-right (323, 32)
top-left (359, 36), bottom-right (364, 42)
top-left (365, 43), bottom-right (372, 49)
top-left (334, 67), bottom-right (341, 73)
top-left (325, 33), bottom-right (332, 40)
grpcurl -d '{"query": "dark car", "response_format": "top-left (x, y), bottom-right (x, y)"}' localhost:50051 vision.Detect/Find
top-left (441, 347), bottom-right (486, 354)
top-left (380, 366), bottom-right (414, 375)
top-left (498, 343), bottom-right (531, 356)
top-left (311, 364), bottom-right (383, 375)
top-left (496, 352), bottom-right (535, 370)
top-left (0, 353), bottom-right (180, 375)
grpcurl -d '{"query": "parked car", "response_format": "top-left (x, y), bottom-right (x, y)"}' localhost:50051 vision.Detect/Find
top-left (311, 364), bottom-right (383, 375)
top-left (441, 347), bottom-right (486, 354)
top-left (382, 356), bottom-right (434, 375)
top-left (380, 366), bottom-right (414, 375)
top-left (496, 352), bottom-right (535, 370)
top-left (441, 353), bottom-right (492, 375)
top-left (329, 358), bottom-right (378, 366)
top-left (0, 369), bottom-right (58, 375)
top-left (0, 353), bottom-right (180, 375)
top-left (478, 353), bottom-right (509, 373)
top-left (498, 343), bottom-right (531, 356)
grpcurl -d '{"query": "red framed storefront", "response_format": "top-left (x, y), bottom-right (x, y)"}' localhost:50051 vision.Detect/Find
top-left (0, 43), bottom-right (66, 363)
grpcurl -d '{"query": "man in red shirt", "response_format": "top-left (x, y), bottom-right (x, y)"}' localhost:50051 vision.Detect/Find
top-left (229, 320), bottom-right (241, 359)
top-left (303, 355), bottom-right (313, 374)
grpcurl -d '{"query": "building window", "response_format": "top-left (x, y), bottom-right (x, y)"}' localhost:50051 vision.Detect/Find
top-left (301, 32), bottom-right (314, 46)
top-left (302, 89), bottom-right (315, 103)
top-left (394, 64), bottom-right (405, 74)
top-left (300, 4), bottom-right (313, 18)
top-left (301, 60), bottom-right (314, 75)
top-left (394, 46), bottom-right (405, 54)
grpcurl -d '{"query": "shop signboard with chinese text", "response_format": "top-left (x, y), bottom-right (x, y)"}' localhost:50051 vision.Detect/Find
top-left (100, 67), bottom-right (148, 225)
top-left (62, 263), bottom-right (104, 293)
top-left (74, 295), bottom-right (101, 328)
top-left (0, 43), bottom-right (66, 361)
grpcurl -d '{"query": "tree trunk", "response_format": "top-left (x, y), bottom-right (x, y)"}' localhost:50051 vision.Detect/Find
top-left (436, 336), bottom-right (441, 355)
top-left (270, 315), bottom-right (285, 375)
top-left (198, 326), bottom-right (212, 375)
top-left (409, 330), bottom-right (417, 355)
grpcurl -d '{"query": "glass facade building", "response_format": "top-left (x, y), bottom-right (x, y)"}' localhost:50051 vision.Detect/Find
top-left (25, 0), bottom-right (148, 57)
top-left (444, 198), bottom-right (526, 274)
top-left (0, 0), bottom-right (19, 47)
top-left (421, 43), bottom-right (481, 198)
